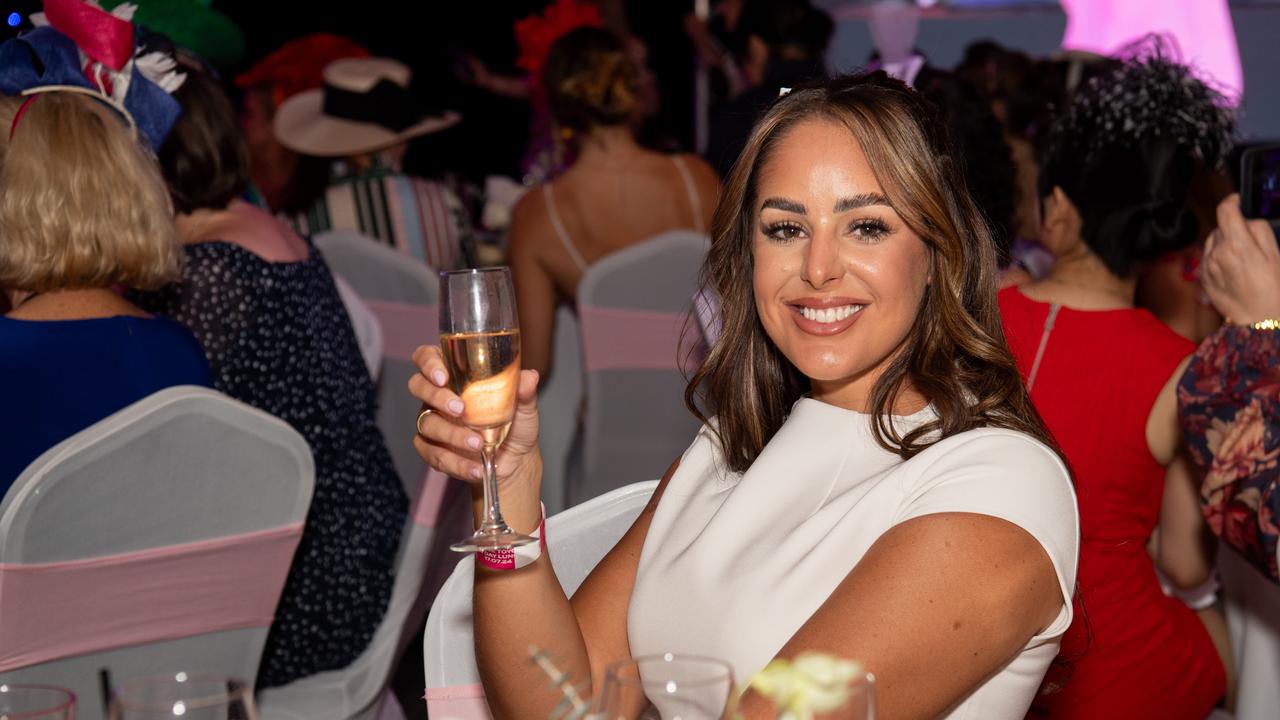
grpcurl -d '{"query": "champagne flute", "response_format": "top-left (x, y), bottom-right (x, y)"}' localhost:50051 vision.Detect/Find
top-left (440, 267), bottom-right (537, 551)
top-left (0, 684), bottom-right (76, 719)
top-left (108, 674), bottom-right (255, 720)
top-left (597, 654), bottom-right (735, 720)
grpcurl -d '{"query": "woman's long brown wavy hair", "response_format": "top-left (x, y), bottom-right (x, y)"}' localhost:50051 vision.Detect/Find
top-left (685, 72), bottom-right (1057, 472)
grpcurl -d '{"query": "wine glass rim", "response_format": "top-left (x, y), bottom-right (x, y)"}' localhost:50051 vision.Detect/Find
top-left (0, 683), bottom-right (76, 717)
top-left (605, 653), bottom-right (735, 688)
top-left (113, 673), bottom-right (250, 711)
top-left (439, 266), bottom-right (511, 278)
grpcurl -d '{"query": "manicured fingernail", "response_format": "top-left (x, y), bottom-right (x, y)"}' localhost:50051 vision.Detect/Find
top-left (431, 369), bottom-right (447, 386)
top-left (466, 435), bottom-right (481, 449)
top-left (448, 399), bottom-right (464, 414)
top-left (470, 467), bottom-right (482, 480)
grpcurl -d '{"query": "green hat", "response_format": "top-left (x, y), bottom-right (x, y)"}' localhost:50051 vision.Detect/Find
top-left (128, 0), bottom-right (245, 70)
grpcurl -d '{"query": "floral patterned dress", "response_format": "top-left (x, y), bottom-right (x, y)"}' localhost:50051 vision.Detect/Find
top-left (1178, 325), bottom-right (1280, 583)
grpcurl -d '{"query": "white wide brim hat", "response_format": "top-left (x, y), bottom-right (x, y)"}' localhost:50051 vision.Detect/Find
top-left (273, 57), bottom-right (461, 157)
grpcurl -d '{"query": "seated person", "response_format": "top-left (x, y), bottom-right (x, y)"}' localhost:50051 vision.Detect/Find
top-left (1180, 193), bottom-right (1280, 584)
top-left (411, 72), bottom-right (1079, 719)
top-left (510, 27), bottom-right (720, 378)
top-left (131, 64), bottom-right (407, 689)
top-left (270, 56), bottom-right (469, 273)
top-left (0, 27), bottom-right (211, 489)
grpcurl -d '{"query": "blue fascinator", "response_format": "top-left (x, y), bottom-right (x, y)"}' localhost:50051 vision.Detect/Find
top-left (0, 0), bottom-right (185, 151)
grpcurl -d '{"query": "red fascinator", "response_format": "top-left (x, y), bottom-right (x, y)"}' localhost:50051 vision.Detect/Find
top-left (234, 33), bottom-right (370, 110)
top-left (514, 0), bottom-right (603, 81)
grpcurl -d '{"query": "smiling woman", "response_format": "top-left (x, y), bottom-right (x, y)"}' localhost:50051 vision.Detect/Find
top-left (408, 72), bottom-right (1079, 720)
top-left (688, 72), bottom-right (1055, 471)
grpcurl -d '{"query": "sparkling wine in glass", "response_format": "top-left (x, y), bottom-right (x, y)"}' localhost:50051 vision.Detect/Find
top-left (597, 654), bottom-right (735, 720)
top-left (0, 684), bottom-right (76, 719)
top-left (108, 674), bottom-right (256, 720)
top-left (440, 267), bottom-right (536, 552)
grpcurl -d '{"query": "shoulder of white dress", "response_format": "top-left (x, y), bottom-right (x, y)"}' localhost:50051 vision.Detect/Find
top-left (915, 427), bottom-right (1070, 482)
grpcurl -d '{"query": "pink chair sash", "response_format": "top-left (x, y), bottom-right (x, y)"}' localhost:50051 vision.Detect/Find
top-left (412, 467), bottom-right (451, 529)
top-left (0, 523), bottom-right (303, 672)
top-left (579, 306), bottom-right (703, 372)
top-left (367, 299), bottom-right (438, 362)
top-left (425, 684), bottom-right (491, 720)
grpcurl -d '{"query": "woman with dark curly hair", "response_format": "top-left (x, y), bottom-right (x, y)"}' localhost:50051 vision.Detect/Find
top-left (411, 72), bottom-right (1078, 718)
top-left (998, 48), bottom-right (1234, 717)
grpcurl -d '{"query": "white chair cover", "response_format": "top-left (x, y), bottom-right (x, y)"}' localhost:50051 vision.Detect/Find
top-left (1219, 544), bottom-right (1280, 720)
top-left (332, 273), bottom-right (385, 382)
top-left (263, 231), bottom-right (460, 720)
top-left (314, 229), bottom-right (439, 503)
top-left (538, 304), bottom-right (584, 515)
top-left (572, 231), bottom-right (708, 506)
top-left (0, 386), bottom-right (315, 720)
top-left (423, 480), bottom-right (658, 719)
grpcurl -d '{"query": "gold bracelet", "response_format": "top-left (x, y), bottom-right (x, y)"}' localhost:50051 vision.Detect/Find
top-left (1252, 319), bottom-right (1280, 331)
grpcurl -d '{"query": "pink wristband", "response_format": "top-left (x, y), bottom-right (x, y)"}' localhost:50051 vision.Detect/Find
top-left (478, 506), bottom-right (546, 570)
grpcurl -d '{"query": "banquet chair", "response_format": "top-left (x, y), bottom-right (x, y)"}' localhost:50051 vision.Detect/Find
top-left (0, 386), bottom-right (314, 720)
top-left (314, 229), bottom-right (438, 501)
top-left (572, 231), bottom-right (709, 506)
top-left (260, 231), bottom-right (461, 720)
top-left (1218, 544), bottom-right (1280, 720)
top-left (538, 303), bottom-right (584, 515)
top-left (423, 480), bottom-right (658, 719)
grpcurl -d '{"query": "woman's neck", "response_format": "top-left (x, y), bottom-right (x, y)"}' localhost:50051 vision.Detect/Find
top-left (175, 200), bottom-right (243, 245)
top-left (1026, 244), bottom-right (1135, 310)
top-left (6, 287), bottom-right (145, 321)
top-left (574, 126), bottom-right (642, 166)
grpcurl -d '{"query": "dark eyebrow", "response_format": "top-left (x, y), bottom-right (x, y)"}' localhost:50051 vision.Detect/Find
top-left (834, 193), bottom-right (892, 212)
top-left (760, 197), bottom-right (806, 214)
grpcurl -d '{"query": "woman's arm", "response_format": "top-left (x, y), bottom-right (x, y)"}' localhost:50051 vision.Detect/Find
top-left (508, 191), bottom-right (558, 380)
top-left (685, 154), bottom-right (723, 230)
top-left (738, 512), bottom-right (1063, 719)
top-left (1156, 450), bottom-right (1214, 589)
top-left (410, 343), bottom-right (677, 718)
top-left (731, 434), bottom-right (1075, 719)
top-left (479, 458), bottom-right (678, 720)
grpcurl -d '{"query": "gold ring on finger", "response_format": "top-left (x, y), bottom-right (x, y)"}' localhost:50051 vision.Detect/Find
top-left (416, 408), bottom-right (434, 436)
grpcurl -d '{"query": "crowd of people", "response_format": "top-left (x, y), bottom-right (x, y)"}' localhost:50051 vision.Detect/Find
top-left (2, 0), bottom-right (1278, 717)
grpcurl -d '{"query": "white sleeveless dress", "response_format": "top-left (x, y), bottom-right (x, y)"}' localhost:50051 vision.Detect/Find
top-left (628, 398), bottom-right (1079, 719)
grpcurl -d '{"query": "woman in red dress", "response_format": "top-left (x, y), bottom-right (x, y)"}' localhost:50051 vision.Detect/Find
top-left (998, 49), bottom-right (1233, 718)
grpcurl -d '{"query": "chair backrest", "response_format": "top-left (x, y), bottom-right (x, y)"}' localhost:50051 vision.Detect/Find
top-left (257, 468), bottom-right (464, 720)
top-left (1219, 544), bottom-right (1280, 720)
top-left (0, 386), bottom-right (314, 720)
top-left (574, 231), bottom-right (708, 506)
top-left (537, 304), bottom-right (584, 515)
top-left (314, 230), bottom-right (439, 502)
top-left (268, 231), bottom-right (462, 720)
top-left (423, 480), bottom-right (658, 719)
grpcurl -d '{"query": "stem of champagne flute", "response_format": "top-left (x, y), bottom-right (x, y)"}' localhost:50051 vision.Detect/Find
top-left (479, 444), bottom-right (507, 533)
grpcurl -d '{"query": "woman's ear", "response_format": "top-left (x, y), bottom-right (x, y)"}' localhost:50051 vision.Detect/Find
top-left (1039, 186), bottom-right (1082, 256)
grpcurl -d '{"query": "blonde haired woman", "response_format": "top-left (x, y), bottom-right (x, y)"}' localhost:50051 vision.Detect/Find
top-left (510, 26), bottom-right (720, 378)
top-left (0, 91), bottom-right (211, 487)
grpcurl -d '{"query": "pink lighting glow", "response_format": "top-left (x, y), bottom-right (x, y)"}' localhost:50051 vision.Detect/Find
top-left (1060, 0), bottom-right (1243, 100)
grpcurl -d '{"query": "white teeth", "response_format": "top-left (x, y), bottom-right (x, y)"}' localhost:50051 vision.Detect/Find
top-left (799, 304), bottom-right (863, 323)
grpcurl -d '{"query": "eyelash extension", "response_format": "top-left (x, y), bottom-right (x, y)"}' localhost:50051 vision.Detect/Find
top-left (850, 218), bottom-right (891, 241)
top-left (761, 221), bottom-right (805, 242)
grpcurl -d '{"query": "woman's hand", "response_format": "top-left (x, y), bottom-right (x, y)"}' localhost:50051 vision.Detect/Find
top-left (1202, 194), bottom-right (1280, 325)
top-left (408, 344), bottom-right (543, 498)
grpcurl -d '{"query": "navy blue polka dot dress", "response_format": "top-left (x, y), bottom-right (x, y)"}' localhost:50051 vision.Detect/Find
top-left (132, 239), bottom-right (408, 689)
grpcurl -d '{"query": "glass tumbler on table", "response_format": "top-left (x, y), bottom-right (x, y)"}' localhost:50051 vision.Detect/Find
top-left (0, 684), bottom-right (75, 719)
top-left (439, 267), bottom-right (536, 552)
top-left (108, 674), bottom-right (255, 720)
top-left (596, 654), bottom-right (735, 720)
